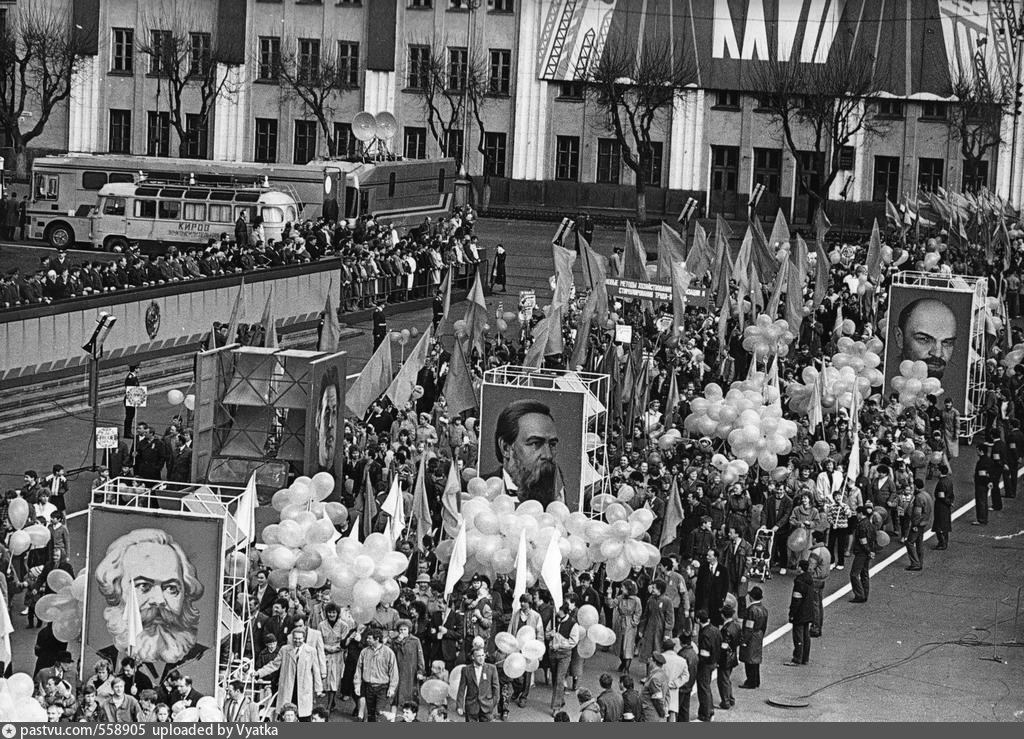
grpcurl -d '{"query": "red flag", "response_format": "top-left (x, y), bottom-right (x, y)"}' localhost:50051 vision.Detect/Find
top-left (445, 339), bottom-right (478, 416)
top-left (622, 221), bottom-right (649, 281)
top-left (660, 476), bottom-right (684, 550)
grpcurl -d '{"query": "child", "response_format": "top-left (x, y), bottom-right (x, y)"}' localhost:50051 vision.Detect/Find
top-left (400, 701), bottom-right (419, 722)
top-left (310, 707), bottom-right (329, 722)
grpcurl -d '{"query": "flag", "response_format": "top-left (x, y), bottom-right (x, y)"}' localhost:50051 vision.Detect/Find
top-left (814, 206), bottom-right (832, 247)
top-left (766, 258), bottom-right (788, 318)
top-left (657, 222), bottom-right (688, 282)
top-left (622, 221), bottom-right (649, 280)
top-left (747, 254), bottom-right (763, 317)
top-left (444, 521), bottom-right (467, 598)
top-left (524, 310), bottom-right (556, 368)
top-left (660, 476), bottom-right (684, 549)
top-left (580, 236), bottom-right (609, 324)
top-left (807, 373), bottom-right (823, 432)
top-left (511, 528), bottom-right (529, 606)
top-left (445, 339), bottom-right (478, 416)
top-left (785, 234), bottom-right (808, 334)
top-left (865, 219), bottom-right (882, 283)
top-left (434, 267), bottom-right (455, 338)
top-left (885, 198), bottom-right (905, 232)
top-left (812, 236), bottom-right (830, 312)
top-left (385, 325), bottom-right (432, 407)
top-left (552, 242), bottom-right (577, 308)
top-left (733, 227), bottom-right (753, 289)
top-left (260, 286), bottom-right (277, 348)
top-left (540, 529), bottom-right (563, 611)
top-left (569, 290), bottom-right (598, 370)
top-left (222, 278), bottom-right (244, 347)
top-left (712, 226), bottom-right (733, 311)
top-left (441, 460), bottom-right (462, 538)
top-left (124, 575), bottom-right (144, 655)
top-left (0, 587), bottom-right (13, 666)
top-left (358, 463), bottom-right (379, 539)
top-left (767, 208), bottom-right (791, 252)
top-left (846, 432), bottom-right (861, 484)
top-left (318, 281), bottom-right (342, 353)
top-left (750, 215), bottom-right (779, 284)
top-left (665, 370), bottom-right (679, 418)
top-left (234, 474), bottom-right (257, 549)
top-left (381, 474), bottom-right (406, 545)
top-left (685, 222), bottom-right (712, 281)
top-left (411, 455), bottom-right (433, 551)
top-left (462, 269), bottom-right (488, 356)
top-left (670, 259), bottom-right (690, 333)
top-left (346, 335), bottom-right (393, 416)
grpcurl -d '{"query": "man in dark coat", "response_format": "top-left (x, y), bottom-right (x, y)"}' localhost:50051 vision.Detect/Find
top-left (676, 629), bottom-right (699, 721)
top-left (785, 560), bottom-right (815, 666)
top-left (694, 609), bottom-right (721, 722)
top-left (716, 604), bottom-right (741, 710)
top-left (905, 481), bottom-right (933, 571)
top-left (763, 486), bottom-right (792, 570)
top-left (719, 526), bottom-right (753, 617)
top-left (739, 586), bottom-right (767, 689)
top-left (372, 303), bottom-right (387, 349)
top-left (932, 464), bottom-right (955, 550)
top-left (234, 211), bottom-right (250, 248)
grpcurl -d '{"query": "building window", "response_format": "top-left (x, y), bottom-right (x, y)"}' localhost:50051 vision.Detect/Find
top-left (558, 81), bottom-right (585, 99)
top-left (404, 127), bottom-right (427, 159)
top-left (448, 47), bottom-right (468, 90)
top-left (489, 49), bottom-right (511, 94)
top-left (489, 0), bottom-right (513, 10)
top-left (333, 122), bottom-right (359, 158)
top-left (444, 129), bottom-right (464, 164)
top-left (148, 30), bottom-right (173, 75)
top-left (184, 114), bottom-right (209, 159)
top-left (877, 98), bottom-right (905, 118)
top-left (963, 160), bottom-right (990, 192)
top-left (555, 135), bottom-right (580, 181)
top-left (710, 145), bottom-right (740, 192)
top-left (293, 120), bottom-right (318, 164)
top-left (254, 118), bottom-right (278, 163)
top-left (484, 131), bottom-right (507, 178)
top-left (918, 157), bottom-right (943, 192)
top-left (337, 42), bottom-right (359, 87)
top-left (838, 145), bottom-right (855, 170)
top-left (146, 111), bottom-right (170, 156)
top-left (872, 155), bottom-right (900, 202)
top-left (112, 28), bottom-right (133, 73)
top-left (714, 90), bottom-right (740, 109)
top-left (108, 109), bottom-right (132, 154)
top-left (409, 0), bottom-right (432, 7)
top-left (643, 142), bottom-right (664, 187)
top-left (753, 147), bottom-right (783, 194)
top-left (920, 100), bottom-right (947, 120)
top-left (298, 38), bottom-right (320, 83)
top-left (189, 32), bottom-right (211, 76)
top-left (407, 45), bottom-right (430, 89)
top-left (596, 138), bottom-right (621, 184)
top-left (258, 37), bottom-right (281, 80)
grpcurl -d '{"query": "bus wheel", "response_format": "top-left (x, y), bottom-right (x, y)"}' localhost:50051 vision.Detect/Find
top-left (46, 223), bottom-right (74, 249)
top-left (105, 236), bottom-right (129, 253)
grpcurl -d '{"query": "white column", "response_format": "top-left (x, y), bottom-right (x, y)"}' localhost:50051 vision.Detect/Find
top-left (668, 92), bottom-right (689, 190)
top-left (512, 0), bottom-right (548, 181)
top-left (213, 64), bottom-right (246, 162)
top-left (67, 55), bottom-right (100, 152)
top-left (851, 102), bottom-right (869, 202)
top-left (363, 71), bottom-right (397, 115)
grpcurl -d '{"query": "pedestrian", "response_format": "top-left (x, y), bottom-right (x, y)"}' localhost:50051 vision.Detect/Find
top-left (972, 443), bottom-right (1000, 526)
top-left (490, 243), bottom-right (506, 292)
top-left (637, 580), bottom-right (673, 664)
top-left (576, 688), bottom-right (602, 722)
top-left (659, 637), bottom-right (688, 721)
top-left (256, 627), bottom-right (324, 721)
top-left (372, 303), bottom-right (387, 349)
top-left (17, 194), bottom-right (27, 240)
top-left (932, 464), bottom-right (955, 550)
top-left (785, 560), bottom-right (814, 666)
top-left (455, 646), bottom-right (499, 722)
top-left (122, 365), bottom-right (140, 438)
top-left (848, 506), bottom-right (876, 603)
top-left (639, 653), bottom-right (668, 721)
top-left (904, 480), bottom-right (933, 571)
top-left (619, 674), bottom-right (642, 722)
top-left (610, 580), bottom-right (642, 674)
top-left (548, 599), bottom-right (583, 716)
top-left (806, 530), bottom-right (830, 637)
top-left (716, 603), bottom-right (740, 710)
top-left (739, 586), bottom-right (767, 689)
top-left (676, 628), bottom-right (698, 722)
top-left (694, 609), bottom-right (721, 722)
top-left (595, 672), bottom-right (623, 722)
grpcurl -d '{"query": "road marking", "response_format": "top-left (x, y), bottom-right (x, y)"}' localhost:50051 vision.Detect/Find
top-left (0, 427), bottom-right (40, 441)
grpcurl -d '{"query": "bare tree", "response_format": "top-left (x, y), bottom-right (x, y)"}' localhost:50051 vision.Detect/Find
top-left (273, 38), bottom-right (356, 158)
top-left (135, 0), bottom-right (240, 159)
top-left (582, 37), bottom-right (694, 225)
top-left (749, 46), bottom-right (887, 220)
top-left (946, 64), bottom-right (1010, 192)
top-left (0, 0), bottom-right (91, 177)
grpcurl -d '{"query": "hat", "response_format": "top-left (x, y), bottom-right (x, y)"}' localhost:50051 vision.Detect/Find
top-left (650, 653), bottom-right (666, 665)
top-left (416, 573), bottom-right (431, 584)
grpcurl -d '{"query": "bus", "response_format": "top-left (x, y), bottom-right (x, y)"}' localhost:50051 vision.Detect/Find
top-left (88, 182), bottom-right (299, 254)
top-left (28, 153), bottom-right (457, 248)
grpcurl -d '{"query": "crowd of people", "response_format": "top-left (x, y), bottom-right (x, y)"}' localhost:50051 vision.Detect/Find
top-left (0, 205), bottom-right (483, 311)
top-left (4, 196), bottom-right (1022, 724)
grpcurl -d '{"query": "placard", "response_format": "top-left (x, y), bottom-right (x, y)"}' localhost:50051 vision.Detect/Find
top-left (615, 324), bottom-right (633, 344)
top-left (656, 316), bottom-right (673, 332)
top-left (95, 427), bottom-right (119, 450)
top-left (124, 386), bottom-right (148, 407)
top-left (519, 290), bottom-right (536, 312)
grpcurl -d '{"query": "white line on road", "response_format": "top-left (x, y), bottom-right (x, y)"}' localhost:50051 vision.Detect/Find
top-left (0, 427), bottom-right (40, 441)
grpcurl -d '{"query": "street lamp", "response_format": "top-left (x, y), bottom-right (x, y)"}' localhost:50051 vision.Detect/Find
top-left (84, 312), bottom-right (117, 470)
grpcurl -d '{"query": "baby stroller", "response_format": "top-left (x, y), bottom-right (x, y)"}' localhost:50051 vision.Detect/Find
top-left (749, 527), bottom-right (775, 582)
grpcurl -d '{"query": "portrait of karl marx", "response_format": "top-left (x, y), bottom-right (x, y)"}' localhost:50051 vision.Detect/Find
top-left (94, 528), bottom-right (208, 672)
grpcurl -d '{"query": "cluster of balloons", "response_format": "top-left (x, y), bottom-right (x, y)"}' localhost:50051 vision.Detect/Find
top-left (709, 454), bottom-right (751, 486)
top-left (655, 427), bottom-right (684, 451)
top-left (1001, 342), bottom-right (1024, 374)
top-left (389, 326), bottom-right (420, 346)
top-left (260, 472), bottom-right (348, 591)
top-left (327, 534), bottom-right (411, 624)
top-left (0, 674), bottom-right (47, 721)
top-left (33, 569), bottom-right (87, 642)
top-left (684, 383), bottom-right (799, 472)
top-left (786, 364), bottom-right (872, 418)
top-left (496, 310), bottom-right (519, 334)
top-left (167, 388), bottom-right (196, 411)
top-left (832, 337), bottom-right (885, 388)
top-left (435, 477), bottom-right (661, 585)
top-left (891, 360), bottom-right (943, 407)
top-left (173, 696), bottom-right (224, 722)
top-left (495, 625), bottom-right (548, 678)
top-left (574, 604), bottom-right (616, 658)
top-left (4, 497), bottom-right (50, 556)
top-left (742, 315), bottom-right (797, 357)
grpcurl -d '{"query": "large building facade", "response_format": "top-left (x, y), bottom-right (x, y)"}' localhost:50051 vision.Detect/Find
top-left (8, 0), bottom-right (1024, 222)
